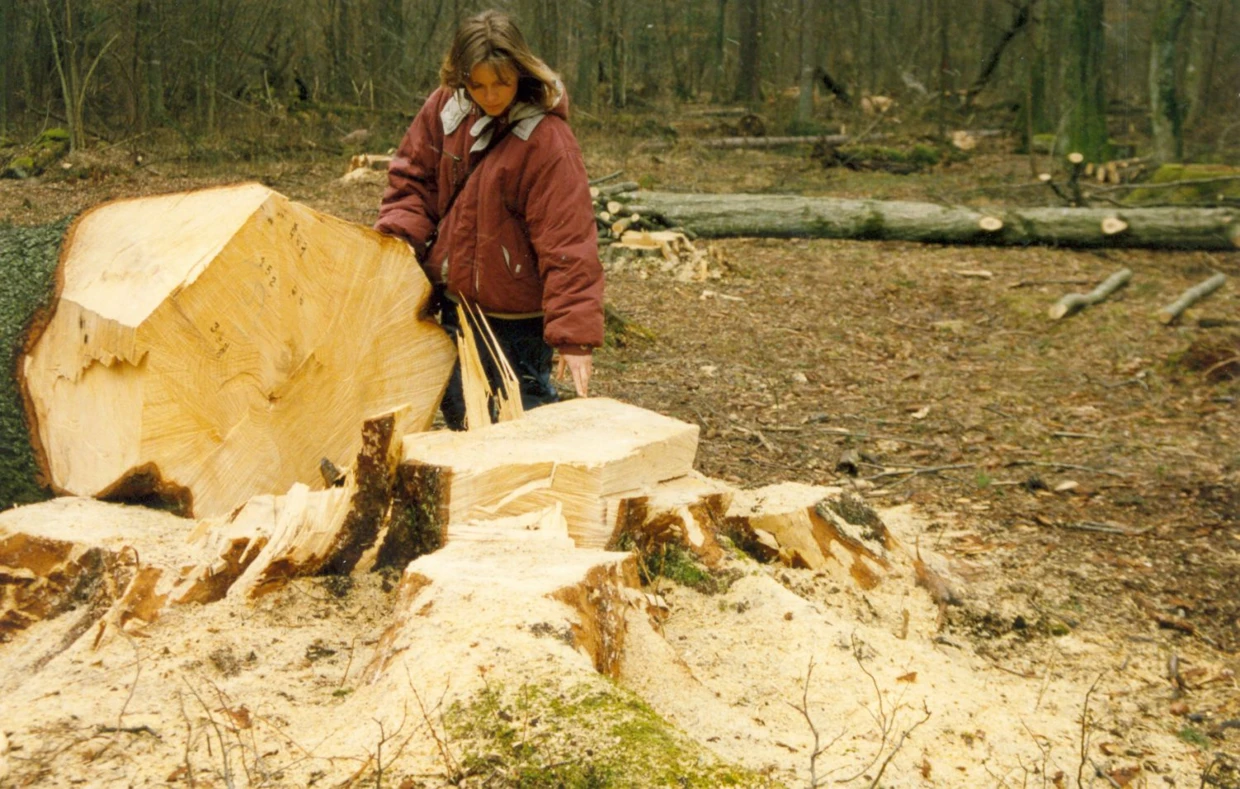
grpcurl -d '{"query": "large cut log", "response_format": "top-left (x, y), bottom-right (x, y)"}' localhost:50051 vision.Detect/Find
top-left (15, 184), bottom-right (455, 517)
top-left (632, 191), bottom-right (1240, 250)
top-left (395, 398), bottom-right (699, 552)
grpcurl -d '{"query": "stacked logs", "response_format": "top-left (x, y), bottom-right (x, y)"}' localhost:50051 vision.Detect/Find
top-left (589, 177), bottom-right (690, 246)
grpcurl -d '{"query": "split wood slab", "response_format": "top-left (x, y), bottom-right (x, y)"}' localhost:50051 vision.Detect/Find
top-left (399, 397), bottom-right (700, 549)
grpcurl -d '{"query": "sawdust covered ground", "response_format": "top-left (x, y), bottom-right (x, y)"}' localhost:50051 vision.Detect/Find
top-left (1, 130), bottom-right (1238, 786)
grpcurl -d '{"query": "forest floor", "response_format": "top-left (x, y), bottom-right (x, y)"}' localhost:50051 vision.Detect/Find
top-left (1, 125), bottom-right (1238, 787)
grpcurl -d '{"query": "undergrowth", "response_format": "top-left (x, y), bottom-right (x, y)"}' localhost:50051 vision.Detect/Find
top-left (439, 681), bottom-right (772, 788)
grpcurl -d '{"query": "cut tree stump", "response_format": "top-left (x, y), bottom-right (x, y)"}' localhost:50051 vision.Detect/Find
top-left (398, 398), bottom-right (700, 550)
top-left (605, 471), bottom-right (734, 566)
top-left (723, 483), bottom-right (893, 588)
top-left (18, 184), bottom-right (455, 518)
top-left (0, 497), bottom-right (197, 651)
top-left (365, 505), bottom-right (641, 682)
top-left (631, 192), bottom-right (1240, 250)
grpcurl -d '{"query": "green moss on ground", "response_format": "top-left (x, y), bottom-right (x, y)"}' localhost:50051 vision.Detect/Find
top-left (2, 128), bottom-right (71, 178)
top-left (1122, 164), bottom-right (1240, 206)
top-left (0, 218), bottom-right (70, 510)
top-left (439, 682), bottom-right (775, 788)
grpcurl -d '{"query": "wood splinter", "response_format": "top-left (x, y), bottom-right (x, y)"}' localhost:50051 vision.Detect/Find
top-left (1048, 268), bottom-right (1132, 320)
top-left (1157, 272), bottom-right (1227, 325)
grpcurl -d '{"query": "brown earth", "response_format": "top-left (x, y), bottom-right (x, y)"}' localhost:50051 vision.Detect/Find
top-left (1, 128), bottom-right (1238, 786)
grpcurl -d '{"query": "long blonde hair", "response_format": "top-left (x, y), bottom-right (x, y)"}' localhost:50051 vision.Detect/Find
top-left (440, 10), bottom-right (560, 111)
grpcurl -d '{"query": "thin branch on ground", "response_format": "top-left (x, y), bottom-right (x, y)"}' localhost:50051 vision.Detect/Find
top-left (785, 656), bottom-right (847, 788)
top-left (1004, 460), bottom-right (1128, 478)
top-left (1076, 672), bottom-right (1106, 789)
top-left (406, 666), bottom-right (460, 782)
top-left (862, 463), bottom-right (976, 482)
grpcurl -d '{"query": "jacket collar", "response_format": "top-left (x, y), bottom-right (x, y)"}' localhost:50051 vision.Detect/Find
top-left (440, 79), bottom-right (565, 150)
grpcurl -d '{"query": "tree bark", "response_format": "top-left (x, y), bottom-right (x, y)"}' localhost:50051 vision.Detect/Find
top-left (0, 218), bottom-right (72, 511)
top-left (1149, 0), bottom-right (1192, 164)
top-left (9, 185), bottom-right (455, 518)
top-left (631, 191), bottom-right (1240, 250)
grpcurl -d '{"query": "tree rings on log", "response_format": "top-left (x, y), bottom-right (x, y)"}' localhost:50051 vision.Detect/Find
top-left (21, 184), bottom-right (454, 518)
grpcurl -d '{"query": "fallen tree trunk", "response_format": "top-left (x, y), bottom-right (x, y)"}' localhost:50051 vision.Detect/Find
top-left (4, 184), bottom-right (456, 517)
top-left (633, 191), bottom-right (1240, 250)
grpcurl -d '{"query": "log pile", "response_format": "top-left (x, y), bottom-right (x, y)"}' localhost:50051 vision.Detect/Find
top-left (589, 176), bottom-right (725, 281)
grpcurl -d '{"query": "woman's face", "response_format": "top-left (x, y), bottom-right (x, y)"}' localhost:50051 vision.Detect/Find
top-left (466, 62), bottom-right (519, 117)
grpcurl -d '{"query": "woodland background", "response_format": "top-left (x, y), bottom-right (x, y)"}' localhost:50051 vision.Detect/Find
top-left (0, 0), bottom-right (1237, 165)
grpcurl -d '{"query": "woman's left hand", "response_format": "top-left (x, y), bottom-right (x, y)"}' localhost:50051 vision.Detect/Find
top-left (556, 352), bottom-right (592, 397)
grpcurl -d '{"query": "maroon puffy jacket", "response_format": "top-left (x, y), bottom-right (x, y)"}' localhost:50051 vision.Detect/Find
top-left (375, 85), bottom-right (604, 351)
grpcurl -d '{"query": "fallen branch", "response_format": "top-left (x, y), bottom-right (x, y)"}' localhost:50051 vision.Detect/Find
top-left (1004, 460), bottom-right (1128, 478)
top-left (1059, 521), bottom-right (1152, 536)
top-left (1156, 272), bottom-right (1227, 324)
top-left (588, 170), bottom-right (624, 186)
top-left (1048, 268), bottom-right (1132, 320)
top-left (863, 463), bottom-right (976, 481)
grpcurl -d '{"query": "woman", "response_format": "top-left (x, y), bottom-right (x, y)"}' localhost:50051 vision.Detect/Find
top-left (375, 9), bottom-right (603, 430)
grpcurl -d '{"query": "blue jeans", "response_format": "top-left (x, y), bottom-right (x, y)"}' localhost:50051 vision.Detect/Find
top-left (438, 298), bottom-right (558, 430)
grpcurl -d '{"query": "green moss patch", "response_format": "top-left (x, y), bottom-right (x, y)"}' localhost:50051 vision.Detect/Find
top-left (439, 682), bottom-right (772, 788)
top-left (2, 128), bottom-right (71, 179)
top-left (1122, 164), bottom-right (1240, 206)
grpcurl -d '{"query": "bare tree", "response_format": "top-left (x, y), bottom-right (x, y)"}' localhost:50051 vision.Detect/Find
top-left (734, 0), bottom-right (759, 103)
top-left (1149, 0), bottom-right (1192, 163)
top-left (795, 0), bottom-right (816, 126)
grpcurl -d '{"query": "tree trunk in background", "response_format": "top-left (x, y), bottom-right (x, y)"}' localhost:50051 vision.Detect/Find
top-left (965, 0), bottom-right (1037, 108)
top-left (0, 0), bottom-right (10, 136)
top-left (328, 0), bottom-right (353, 100)
top-left (376, 0), bottom-right (404, 99)
top-left (712, 0), bottom-right (727, 102)
top-left (1059, 0), bottom-right (1108, 161)
top-left (1184, 0), bottom-right (1224, 131)
top-left (133, 0), bottom-right (151, 132)
top-left (574, 0), bottom-right (601, 112)
top-left (1148, 0), bottom-right (1191, 164)
top-left (935, 0), bottom-right (952, 135)
top-left (605, 0), bottom-right (626, 108)
top-left (734, 0), bottom-right (760, 103)
top-left (1027, 4), bottom-right (1049, 134)
top-left (796, 0), bottom-right (814, 126)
